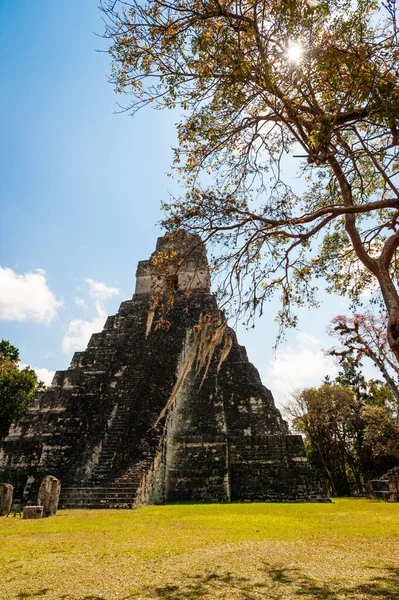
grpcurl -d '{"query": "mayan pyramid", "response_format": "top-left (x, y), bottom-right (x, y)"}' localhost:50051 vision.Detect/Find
top-left (0, 233), bottom-right (328, 507)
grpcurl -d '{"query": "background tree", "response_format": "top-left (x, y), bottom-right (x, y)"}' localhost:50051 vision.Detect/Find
top-left (287, 372), bottom-right (399, 495)
top-left (0, 340), bottom-right (19, 363)
top-left (360, 401), bottom-right (399, 481)
top-left (0, 339), bottom-right (44, 441)
top-left (103, 0), bottom-right (399, 354)
top-left (288, 384), bottom-right (362, 495)
top-left (327, 311), bottom-right (399, 407)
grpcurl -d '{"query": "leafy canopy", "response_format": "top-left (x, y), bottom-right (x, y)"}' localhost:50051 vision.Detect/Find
top-left (104, 1), bottom-right (399, 348)
top-left (327, 311), bottom-right (399, 405)
top-left (0, 339), bottom-right (45, 440)
top-left (289, 377), bottom-right (399, 495)
top-left (0, 339), bottom-right (19, 363)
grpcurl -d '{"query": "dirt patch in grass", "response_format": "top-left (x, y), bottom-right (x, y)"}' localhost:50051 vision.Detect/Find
top-left (1, 499), bottom-right (398, 599)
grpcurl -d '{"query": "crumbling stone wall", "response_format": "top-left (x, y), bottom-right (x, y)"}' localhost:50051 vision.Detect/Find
top-left (368, 466), bottom-right (399, 502)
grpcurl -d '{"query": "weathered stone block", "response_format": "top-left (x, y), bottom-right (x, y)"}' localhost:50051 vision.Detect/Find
top-left (23, 505), bottom-right (43, 519)
top-left (388, 475), bottom-right (399, 502)
top-left (0, 483), bottom-right (13, 516)
top-left (367, 479), bottom-right (389, 500)
top-left (37, 475), bottom-right (61, 516)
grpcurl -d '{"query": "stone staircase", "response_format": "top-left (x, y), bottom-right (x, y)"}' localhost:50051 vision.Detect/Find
top-left (59, 360), bottom-right (158, 509)
top-left (87, 403), bottom-right (131, 486)
top-left (59, 461), bottom-right (156, 509)
top-left (59, 482), bottom-right (138, 509)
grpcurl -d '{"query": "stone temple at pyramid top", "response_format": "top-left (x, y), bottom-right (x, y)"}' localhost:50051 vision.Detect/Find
top-left (135, 231), bottom-right (211, 295)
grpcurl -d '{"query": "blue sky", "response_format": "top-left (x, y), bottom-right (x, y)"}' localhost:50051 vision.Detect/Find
top-left (0, 0), bottom-right (378, 407)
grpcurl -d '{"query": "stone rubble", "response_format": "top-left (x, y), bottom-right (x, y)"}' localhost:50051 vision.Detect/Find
top-left (23, 506), bottom-right (43, 519)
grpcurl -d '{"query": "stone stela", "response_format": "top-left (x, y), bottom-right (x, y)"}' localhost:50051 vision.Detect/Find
top-left (0, 232), bottom-right (329, 508)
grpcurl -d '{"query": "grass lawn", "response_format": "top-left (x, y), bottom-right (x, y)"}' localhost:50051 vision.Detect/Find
top-left (0, 498), bottom-right (398, 600)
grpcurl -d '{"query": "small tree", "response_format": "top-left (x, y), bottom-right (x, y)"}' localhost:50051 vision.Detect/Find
top-left (0, 340), bottom-right (44, 440)
top-left (288, 384), bottom-right (362, 495)
top-left (327, 312), bottom-right (399, 408)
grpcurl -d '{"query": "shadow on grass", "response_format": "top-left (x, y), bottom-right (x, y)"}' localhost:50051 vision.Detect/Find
top-left (152, 572), bottom-right (262, 600)
top-left (141, 566), bottom-right (399, 600)
top-left (16, 590), bottom-right (49, 599)
top-left (62, 596), bottom-right (106, 600)
top-left (15, 567), bottom-right (399, 600)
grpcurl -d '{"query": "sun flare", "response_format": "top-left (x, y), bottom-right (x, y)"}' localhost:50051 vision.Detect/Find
top-left (286, 43), bottom-right (303, 63)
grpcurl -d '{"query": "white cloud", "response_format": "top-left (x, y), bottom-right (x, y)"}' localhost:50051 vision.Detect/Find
top-left (20, 363), bottom-right (55, 387)
top-left (0, 267), bottom-right (62, 324)
top-left (86, 279), bottom-right (119, 300)
top-left (62, 279), bottom-right (119, 353)
top-left (62, 307), bottom-right (106, 354)
top-left (296, 332), bottom-right (318, 347)
top-left (75, 296), bottom-right (88, 308)
top-left (268, 332), bottom-right (338, 403)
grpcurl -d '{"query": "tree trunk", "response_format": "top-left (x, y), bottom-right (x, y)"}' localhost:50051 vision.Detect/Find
top-left (315, 441), bottom-right (337, 496)
top-left (376, 266), bottom-right (399, 364)
top-left (375, 357), bottom-right (399, 410)
top-left (345, 452), bottom-right (364, 495)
